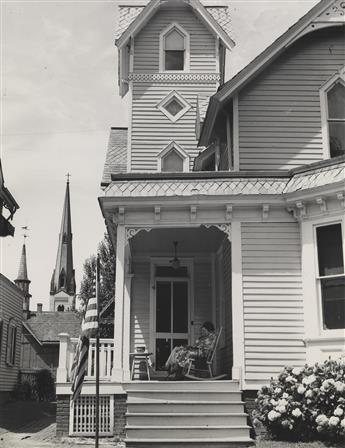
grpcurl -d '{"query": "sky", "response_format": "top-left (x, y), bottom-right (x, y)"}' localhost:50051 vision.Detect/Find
top-left (1, 0), bottom-right (318, 310)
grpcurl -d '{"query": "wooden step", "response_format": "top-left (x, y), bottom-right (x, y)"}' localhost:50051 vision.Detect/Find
top-left (126, 412), bottom-right (248, 426)
top-left (127, 400), bottom-right (246, 413)
top-left (126, 425), bottom-right (252, 439)
top-left (127, 390), bottom-right (242, 402)
top-left (126, 437), bottom-right (254, 447)
top-left (125, 380), bottom-right (240, 392)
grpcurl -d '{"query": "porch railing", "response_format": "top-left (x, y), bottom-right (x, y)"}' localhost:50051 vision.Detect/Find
top-left (57, 333), bottom-right (114, 383)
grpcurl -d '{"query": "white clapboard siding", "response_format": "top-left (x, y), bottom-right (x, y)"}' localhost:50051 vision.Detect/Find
top-left (130, 261), bottom-right (151, 353)
top-left (241, 223), bottom-right (306, 386)
top-left (134, 7), bottom-right (216, 73)
top-left (0, 274), bottom-right (23, 393)
top-left (131, 82), bottom-right (216, 172)
top-left (239, 27), bottom-right (345, 170)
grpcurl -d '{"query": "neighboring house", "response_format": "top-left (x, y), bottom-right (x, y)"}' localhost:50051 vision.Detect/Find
top-left (0, 274), bottom-right (24, 403)
top-left (55, 0), bottom-right (345, 445)
top-left (21, 306), bottom-right (81, 377)
top-left (0, 158), bottom-right (19, 237)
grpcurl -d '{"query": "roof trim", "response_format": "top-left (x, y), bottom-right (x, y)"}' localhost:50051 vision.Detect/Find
top-left (23, 321), bottom-right (43, 346)
top-left (199, 0), bottom-right (343, 145)
top-left (116, 0), bottom-right (234, 50)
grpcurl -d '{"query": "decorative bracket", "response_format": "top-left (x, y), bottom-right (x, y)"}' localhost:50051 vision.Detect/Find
top-left (190, 205), bottom-right (197, 221)
top-left (126, 227), bottom-right (152, 243)
top-left (154, 206), bottom-right (161, 222)
top-left (262, 204), bottom-right (270, 220)
top-left (204, 223), bottom-right (231, 241)
top-left (336, 192), bottom-right (345, 207)
top-left (316, 197), bottom-right (327, 213)
top-left (118, 207), bottom-right (125, 225)
top-left (225, 205), bottom-right (233, 221)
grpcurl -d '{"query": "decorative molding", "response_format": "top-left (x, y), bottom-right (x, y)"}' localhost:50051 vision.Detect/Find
top-left (154, 206), bottom-right (161, 222)
top-left (316, 197), bottom-right (327, 213)
top-left (128, 72), bottom-right (221, 83)
top-left (336, 192), bottom-right (345, 207)
top-left (118, 207), bottom-right (125, 224)
top-left (225, 204), bottom-right (232, 221)
top-left (262, 204), bottom-right (270, 220)
top-left (190, 205), bottom-right (197, 221)
top-left (204, 223), bottom-right (231, 241)
top-left (126, 227), bottom-right (152, 243)
top-left (314, 0), bottom-right (345, 22)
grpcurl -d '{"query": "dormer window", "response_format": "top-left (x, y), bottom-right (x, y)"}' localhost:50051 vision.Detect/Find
top-left (160, 23), bottom-right (189, 72)
top-left (157, 142), bottom-right (189, 172)
top-left (320, 70), bottom-right (345, 158)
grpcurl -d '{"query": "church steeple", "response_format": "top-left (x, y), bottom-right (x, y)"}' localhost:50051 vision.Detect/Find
top-left (14, 239), bottom-right (32, 317)
top-left (49, 176), bottom-right (76, 311)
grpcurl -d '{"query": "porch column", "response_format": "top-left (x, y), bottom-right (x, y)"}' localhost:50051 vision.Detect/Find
top-left (231, 221), bottom-right (245, 386)
top-left (112, 225), bottom-right (126, 382)
top-left (122, 246), bottom-right (134, 382)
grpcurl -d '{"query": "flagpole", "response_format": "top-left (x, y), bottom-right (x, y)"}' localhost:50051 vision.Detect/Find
top-left (95, 255), bottom-right (100, 448)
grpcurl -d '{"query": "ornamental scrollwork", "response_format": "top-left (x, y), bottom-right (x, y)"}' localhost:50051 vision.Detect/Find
top-left (203, 223), bottom-right (231, 241)
top-left (128, 73), bottom-right (221, 83)
top-left (126, 227), bottom-right (152, 243)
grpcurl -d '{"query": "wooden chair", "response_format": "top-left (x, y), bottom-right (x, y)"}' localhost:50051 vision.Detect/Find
top-left (184, 327), bottom-right (227, 381)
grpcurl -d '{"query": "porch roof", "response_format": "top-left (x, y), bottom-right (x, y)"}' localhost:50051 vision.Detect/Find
top-left (101, 156), bottom-right (345, 200)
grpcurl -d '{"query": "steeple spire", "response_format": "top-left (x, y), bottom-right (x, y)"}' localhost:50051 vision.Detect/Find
top-left (14, 237), bottom-right (32, 316)
top-left (49, 177), bottom-right (76, 311)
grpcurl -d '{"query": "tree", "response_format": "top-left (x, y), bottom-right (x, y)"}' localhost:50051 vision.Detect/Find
top-left (79, 233), bottom-right (116, 337)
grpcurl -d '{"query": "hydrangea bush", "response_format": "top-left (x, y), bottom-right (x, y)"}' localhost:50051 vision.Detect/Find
top-left (253, 357), bottom-right (345, 442)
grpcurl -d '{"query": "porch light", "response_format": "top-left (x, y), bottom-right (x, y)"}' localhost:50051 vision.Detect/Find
top-left (170, 241), bottom-right (181, 270)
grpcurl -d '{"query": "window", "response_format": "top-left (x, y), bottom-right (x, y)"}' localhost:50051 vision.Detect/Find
top-left (57, 304), bottom-right (65, 312)
top-left (6, 320), bottom-right (17, 366)
top-left (157, 142), bottom-right (189, 172)
top-left (156, 90), bottom-right (191, 123)
top-left (316, 223), bottom-right (345, 330)
top-left (320, 71), bottom-right (345, 158)
top-left (160, 23), bottom-right (189, 72)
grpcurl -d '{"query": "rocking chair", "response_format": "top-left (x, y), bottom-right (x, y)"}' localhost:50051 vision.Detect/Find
top-left (184, 327), bottom-right (227, 381)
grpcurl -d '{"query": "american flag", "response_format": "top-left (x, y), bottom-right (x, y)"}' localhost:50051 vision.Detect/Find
top-left (71, 263), bottom-right (99, 402)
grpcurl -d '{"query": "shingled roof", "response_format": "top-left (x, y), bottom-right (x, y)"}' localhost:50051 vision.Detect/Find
top-left (24, 312), bottom-right (81, 344)
top-left (101, 127), bottom-right (128, 185)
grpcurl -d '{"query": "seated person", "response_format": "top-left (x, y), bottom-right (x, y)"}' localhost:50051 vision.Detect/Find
top-left (165, 321), bottom-right (216, 378)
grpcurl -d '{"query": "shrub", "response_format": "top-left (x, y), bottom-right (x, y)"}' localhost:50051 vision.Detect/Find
top-left (253, 357), bottom-right (345, 442)
top-left (36, 369), bottom-right (55, 401)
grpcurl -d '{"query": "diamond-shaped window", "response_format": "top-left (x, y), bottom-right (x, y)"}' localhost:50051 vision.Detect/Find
top-left (157, 91), bottom-right (192, 122)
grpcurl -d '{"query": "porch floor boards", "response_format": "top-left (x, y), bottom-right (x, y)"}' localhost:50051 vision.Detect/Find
top-left (125, 380), bottom-right (254, 447)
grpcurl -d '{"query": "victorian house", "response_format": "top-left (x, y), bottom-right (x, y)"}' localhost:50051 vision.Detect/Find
top-left (56, 0), bottom-right (345, 445)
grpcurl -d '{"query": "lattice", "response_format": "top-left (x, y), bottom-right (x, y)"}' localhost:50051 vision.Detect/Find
top-left (70, 395), bottom-right (114, 436)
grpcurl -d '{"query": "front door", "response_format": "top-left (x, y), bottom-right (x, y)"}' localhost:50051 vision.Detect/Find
top-left (154, 279), bottom-right (189, 370)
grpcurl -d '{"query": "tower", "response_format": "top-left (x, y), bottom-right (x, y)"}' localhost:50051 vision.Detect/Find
top-left (14, 239), bottom-right (31, 318)
top-left (49, 177), bottom-right (76, 311)
top-left (113, 0), bottom-right (234, 174)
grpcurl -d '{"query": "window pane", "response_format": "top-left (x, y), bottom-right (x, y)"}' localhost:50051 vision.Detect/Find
top-left (329, 122), bottom-right (345, 158)
top-left (165, 51), bottom-right (184, 71)
top-left (327, 83), bottom-right (345, 119)
top-left (162, 149), bottom-right (184, 172)
top-left (173, 282), bottom-right (188, 333)
top-left (165, 29), bottom-right (184, 50)
top-left (164, 99), bottom-right (183, 116)
top-left (321, 277), bottom-right (345, 329)
top-left (316, 224), bottom-right (344, 276)
top-left (156, 282), bottom-right (171, 333)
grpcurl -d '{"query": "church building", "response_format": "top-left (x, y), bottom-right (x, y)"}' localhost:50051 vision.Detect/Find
top-left (56, 0), bottom-right (345, 445)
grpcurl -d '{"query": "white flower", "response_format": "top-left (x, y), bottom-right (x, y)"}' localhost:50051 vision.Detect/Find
top-left (335, 381), bottom-right (345, 393)
top-left (297, 385), bottom-right (306, 394)
top-left (268, 410), bottom-right (281, 422)
top-left (305, 390), bottom-right (313, 398)
top-left (285, 375), bottom-right (297, 383)
top-left (334, 407), bottom-right (344, 417)
top-left (270, 399), bottom-right (278, 406)
top-left (292, 408), bottom-right (302, 418)
top-left (292, 367), bottom-right (303, 376)
top-left (317, 425), bottom-right (323, 432)
top-left (315, 414), bottom-right (329, 426)
top-left (278, 398), bottom-right (288, 406)
top-left (282, 393), bottom-right (289, 399)
top-left (281, 419), bottom-right (290, 428)
top-left (341, 418), bottom-right (345, 428)
top-left (322, 379), bottom-right (335, 390)
top-left (329, 416), bottom-right (339, 426)
top-left (302, 374), bottom-right (316, 385)
top-left (274, 387), bottom-right (282, 394)
top-left (276, 405), bottom-right (286, 414)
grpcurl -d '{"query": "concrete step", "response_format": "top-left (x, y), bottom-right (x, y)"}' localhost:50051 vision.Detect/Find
top-left (127, 390), bottom-right (242, 402)
top-left (126, 412), bottom-right (248, 426)
top-left (126, 437), bottom-right (254, 447)
top-left (126, 425), bottom-right (251, 439)
top-left (125, 380), bottom-right (240, 392)
top-left (127, 400), bottom-right (246, 413)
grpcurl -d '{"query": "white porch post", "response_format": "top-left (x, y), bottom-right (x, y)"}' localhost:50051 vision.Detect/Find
top-left (122, 246), bottom-right (133, 382)
top-left (112, 225), bottom-right (126, 381)
top-left (231, 222), bottom-right (245, 387)
top-left (57, 333), bottom-right (70, 383)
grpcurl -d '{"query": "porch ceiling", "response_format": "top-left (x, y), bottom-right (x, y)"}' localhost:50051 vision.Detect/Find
top-left (130, 226), bottom-right (226, 256)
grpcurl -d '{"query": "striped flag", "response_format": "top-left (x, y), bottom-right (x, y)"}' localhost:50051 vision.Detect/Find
top-left (71, 263), bottom-right (99, 402)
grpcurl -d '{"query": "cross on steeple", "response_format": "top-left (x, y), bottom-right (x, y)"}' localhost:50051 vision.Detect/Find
top-left (66, 172), bottom-right (71, 183)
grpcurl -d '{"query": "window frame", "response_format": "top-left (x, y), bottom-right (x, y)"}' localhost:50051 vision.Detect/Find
top-left (159, 23), bottom-right (190, 73)
top-left (313, 220), bottom-right (345, 333)
top-left (156, 90), bottom-right (192, 123)
top-left (6, 319), bottom-right (17, 366)
top-left (319, 67), bottom-right (345, 159)
top-left (157, 141), bottom-right (190, 173)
